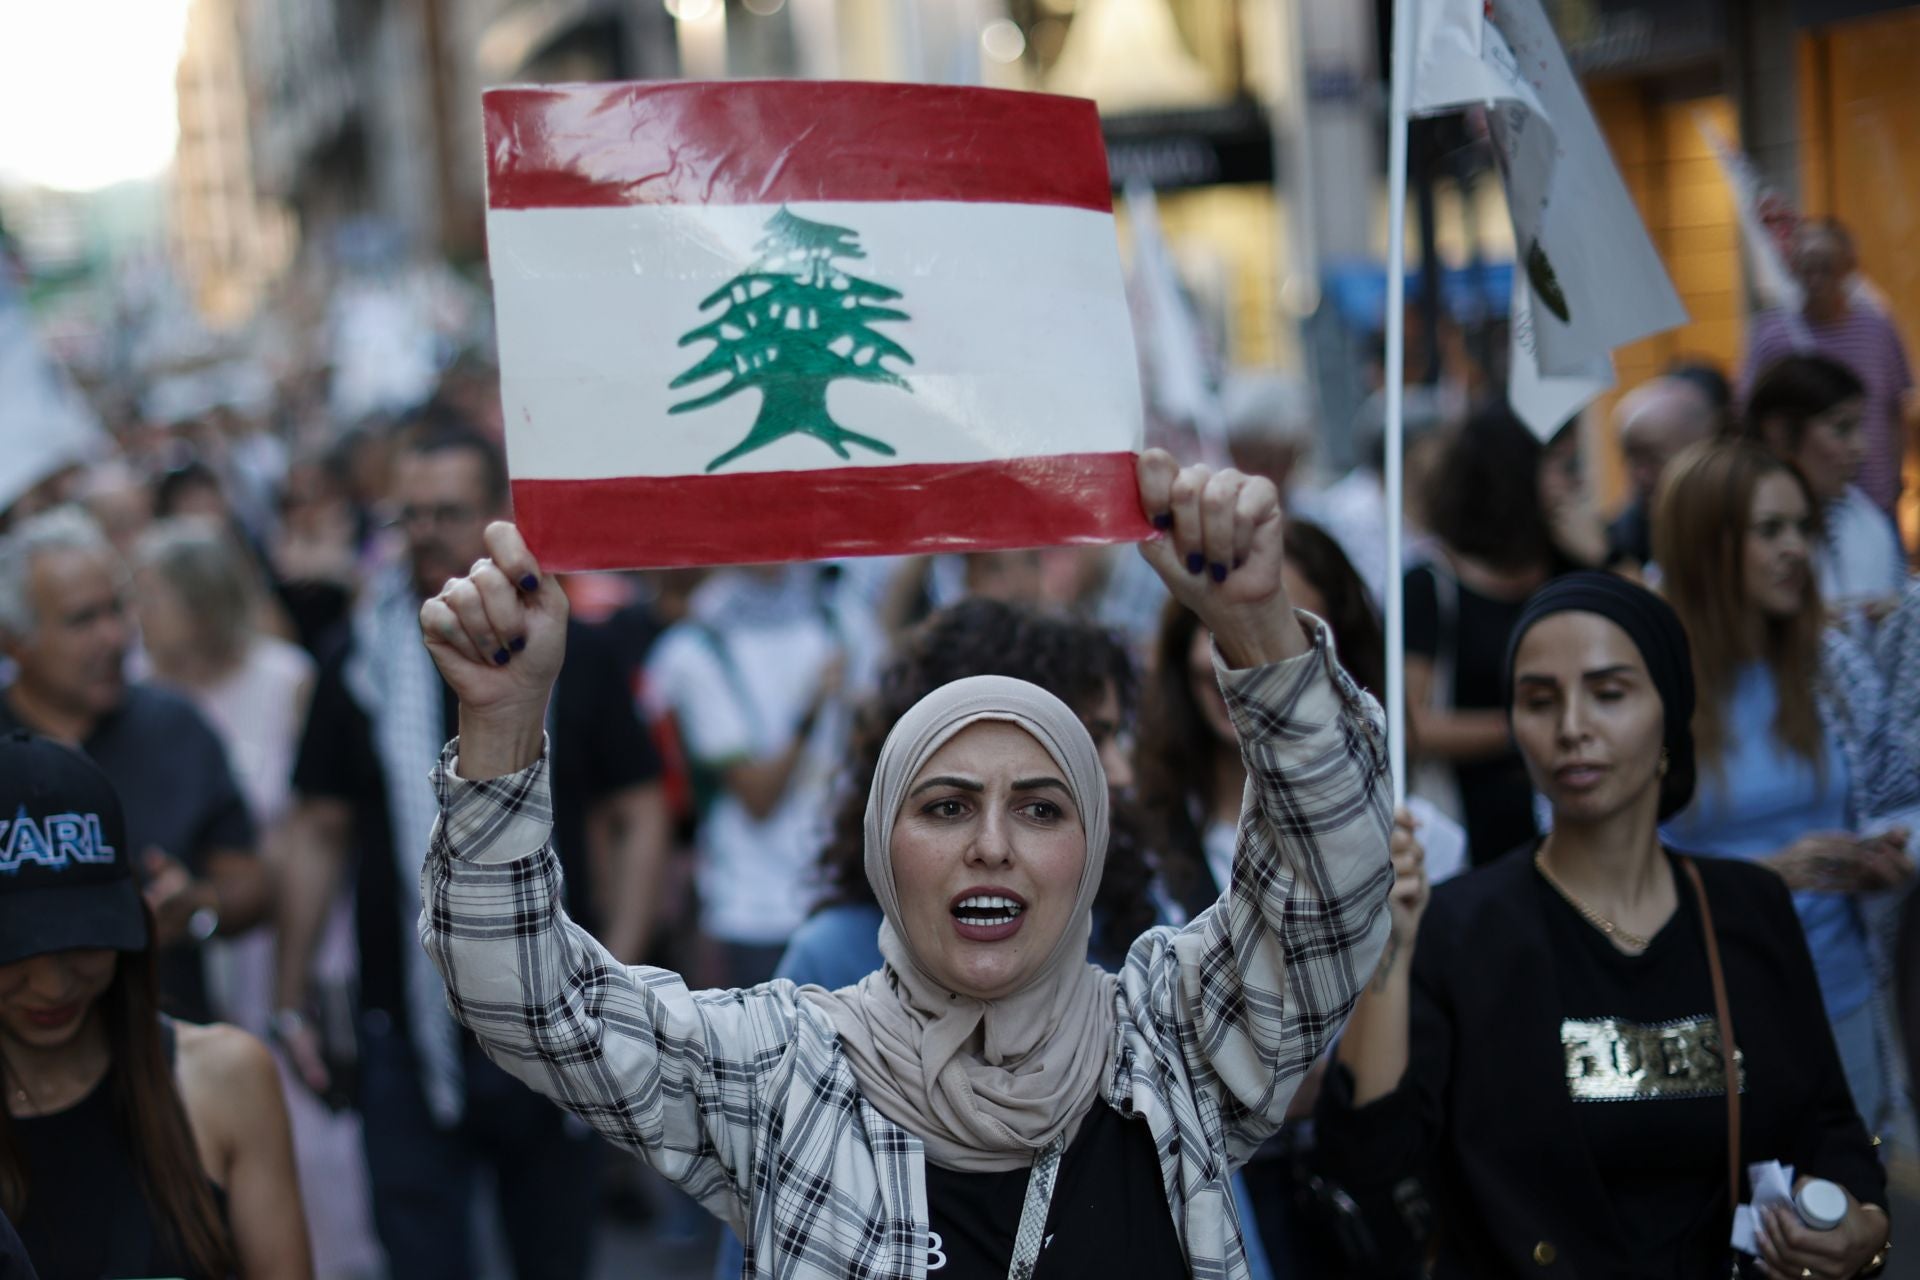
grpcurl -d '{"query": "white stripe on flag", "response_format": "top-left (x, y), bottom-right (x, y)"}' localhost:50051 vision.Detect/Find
top-left (488, 201), bottom-right (1141, 481)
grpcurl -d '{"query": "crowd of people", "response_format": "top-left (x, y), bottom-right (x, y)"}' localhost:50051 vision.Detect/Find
top-left (0, 211), bottom-right (1913, 1280)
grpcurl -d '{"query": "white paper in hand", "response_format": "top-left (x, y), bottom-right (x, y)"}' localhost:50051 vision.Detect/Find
top-left (1730, 1160), bottom-right (1796, 1255)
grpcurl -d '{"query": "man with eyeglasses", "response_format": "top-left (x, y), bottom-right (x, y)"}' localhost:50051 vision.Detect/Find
top-left (278, 412), bottom-right (670, 1279)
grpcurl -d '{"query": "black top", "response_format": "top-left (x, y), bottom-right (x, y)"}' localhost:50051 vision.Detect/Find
top-left (12, 1070), bottom-right (229, 1279)
top-left (923, 1100), bottom-right (1188, 1278)
top-left (292, 618), bottom-right (661, 1032)
top-left (1538, 868), bottom-right (1729, 1272)
top-left (1316, 850), bottom-right (1884, 1280)
top-left (0, 685), bottom-right (255, 1023)
top-left (0, 1208), bottom-right (36, 1280)
top-left (274, 577), bottom-right (353, 657)
top-left (1403, 564), bottom-right (1536, 865)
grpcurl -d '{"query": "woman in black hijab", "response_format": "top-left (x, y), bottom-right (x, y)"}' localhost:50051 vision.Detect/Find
top-left (1316, 573), bottom-right (1890, 1279)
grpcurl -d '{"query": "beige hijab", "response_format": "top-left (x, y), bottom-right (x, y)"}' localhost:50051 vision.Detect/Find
top-left (801, 675), bottom-right (1118, 1173)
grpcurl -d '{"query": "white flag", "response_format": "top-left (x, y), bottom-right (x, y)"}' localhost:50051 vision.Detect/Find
top-left (1122, 182), bottom-right (1231, 469)
top-left (0, 269), bottom-right (104, 514)
top-left (1693, 112), bottom-right (1802, 313)
top-left (1408, 0), bottom-right (1686, 436)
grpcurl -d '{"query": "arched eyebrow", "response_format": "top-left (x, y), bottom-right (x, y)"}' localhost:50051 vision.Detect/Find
top-left (910, 775), bottom-right (983, 796)
top-left (907, 775), bottom-right (1072, 797)
top-left (1514, 664), bottom-right (1638, 689)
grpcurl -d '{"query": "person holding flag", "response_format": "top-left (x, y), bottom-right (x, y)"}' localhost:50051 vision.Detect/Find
top-left (413, 450), bottom-right (1392, 1279)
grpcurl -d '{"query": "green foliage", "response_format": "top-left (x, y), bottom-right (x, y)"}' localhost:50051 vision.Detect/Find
top-left (669, 206), bottom-right (914, 472)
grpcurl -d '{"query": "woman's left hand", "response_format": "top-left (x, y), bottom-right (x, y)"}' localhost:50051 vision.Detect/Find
top-left (1753, 1189), bottom-right (1887, 1279)
top-left (1136, 448), bottom-right (1306, 668)
top-left (1387, 809), bottom-right (1431, 943)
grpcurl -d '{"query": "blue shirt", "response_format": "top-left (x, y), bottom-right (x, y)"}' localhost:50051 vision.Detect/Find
top-left (1663, 664), bottom-right (1869, 1018)
top-left (774, 902), bottom-right (887, 990)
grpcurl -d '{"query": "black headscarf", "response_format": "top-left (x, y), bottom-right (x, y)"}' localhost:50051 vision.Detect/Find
top-left (1504, 572), bottom-right (1697, 820)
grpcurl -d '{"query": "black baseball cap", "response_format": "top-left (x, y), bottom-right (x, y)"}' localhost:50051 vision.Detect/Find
top-left (0, 731), bottom-right (147, 966)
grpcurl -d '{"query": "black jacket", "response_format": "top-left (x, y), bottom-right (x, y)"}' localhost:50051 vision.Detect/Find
top-left (0, 1208), bottom-right (35, 1280)
top-left (1315, 849), bottom-right (1885, 1279)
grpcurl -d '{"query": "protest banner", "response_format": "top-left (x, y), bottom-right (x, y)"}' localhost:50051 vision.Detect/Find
top-left (1379, 0), bottom-right (1687, 798)
top-left (1403, 0), bottom-right (1687, 438)
top-left (0, 264), bottom-right (104, 515)
top-left (483, 81), bottom-right (1149, 570)
top-left (1694, 111), bottom-right (1801, 314)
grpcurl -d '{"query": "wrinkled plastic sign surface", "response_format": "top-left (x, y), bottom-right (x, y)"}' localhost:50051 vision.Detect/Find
top-left (483, 80), bottom-right (1149, 570)
top-left (1406, 0), bottom-right (1685, 437)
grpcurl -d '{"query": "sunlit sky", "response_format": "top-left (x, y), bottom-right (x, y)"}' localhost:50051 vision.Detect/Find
top-left (0, 0), bottom-right (193, 191)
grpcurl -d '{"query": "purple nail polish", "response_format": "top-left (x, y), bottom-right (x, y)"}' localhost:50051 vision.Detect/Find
top-left (1210, 562), bottom-right (1227, 583)
top-left (1186, 553), bottom-right (1204, 574)
top-left (510, 636), bottom-right (526, 652)
top-left (1152, 512), bottom-right (1173, 530)
top-left (520, 574), bottom-right (539, 592)
top-left (494, 649), bottom-right (511, 666)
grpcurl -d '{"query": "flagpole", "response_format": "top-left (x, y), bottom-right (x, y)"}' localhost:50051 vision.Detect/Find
top-left (1384, 0), bottom-right (1414, 807)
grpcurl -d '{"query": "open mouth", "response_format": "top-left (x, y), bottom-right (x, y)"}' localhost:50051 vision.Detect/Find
top-left (23, 1003), bottom-right (80, 1030)
top-left (951, 894), bottom-right (1026, 928)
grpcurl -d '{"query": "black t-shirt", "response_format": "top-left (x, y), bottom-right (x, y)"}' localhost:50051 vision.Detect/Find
top-left (922, 1101), bottom-right (1189, 1278)
top-left (0, 685), bottom-right (255, 1023)
top-left (0, 1207), bottom-right (31, 1280)
top-left (1537, 864), bottom-right (1729, 1275)
top-left (1403, 563), bottom-right (1537, 864)
top-left (291, 617), bottom-right (661, 1027)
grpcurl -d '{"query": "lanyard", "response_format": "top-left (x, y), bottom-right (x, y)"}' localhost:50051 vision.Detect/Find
top-left (1007, 1131), bottom-right (1068, 1280)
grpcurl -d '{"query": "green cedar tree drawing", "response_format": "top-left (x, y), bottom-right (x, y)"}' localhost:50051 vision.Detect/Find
top-left (670, 206), bottom-right (914, 473)
top-left (1526, 239), bottom-right (1571, 323)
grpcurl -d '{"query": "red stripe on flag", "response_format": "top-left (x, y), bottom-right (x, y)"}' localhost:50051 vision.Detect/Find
top-left (511, 453), bottom-right (1151, 571)
top-left (484, 82), bottom-right (1113, 213)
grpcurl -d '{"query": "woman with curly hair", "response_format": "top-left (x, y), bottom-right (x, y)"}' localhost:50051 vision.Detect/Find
top-left (1139, 519), bottom-right (1398, 919)
top-left (788, 596), bottom-right (1154, 988)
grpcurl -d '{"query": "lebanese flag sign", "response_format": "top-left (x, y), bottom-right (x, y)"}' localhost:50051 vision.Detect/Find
top-left (483, 81), bottom-right (1149, 570)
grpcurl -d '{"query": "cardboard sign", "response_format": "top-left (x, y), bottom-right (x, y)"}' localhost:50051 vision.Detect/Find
top-left (483, 81), bottom-right (1149, 570)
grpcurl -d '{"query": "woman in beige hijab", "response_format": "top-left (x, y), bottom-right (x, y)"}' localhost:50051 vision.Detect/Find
top-left (417, 450), bottom-right (1393, 1279)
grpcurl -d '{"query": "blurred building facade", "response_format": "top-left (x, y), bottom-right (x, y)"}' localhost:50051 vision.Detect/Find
top-left (172, 0), bottom-right (296, 326)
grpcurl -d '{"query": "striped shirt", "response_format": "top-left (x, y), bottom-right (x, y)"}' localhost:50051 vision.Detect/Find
top-left (419, 619), bottom-right (1393, 1279)
top-left (1743, 305), bottom-right (1914, 514)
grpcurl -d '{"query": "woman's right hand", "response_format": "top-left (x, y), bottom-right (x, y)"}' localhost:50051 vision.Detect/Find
top-left (1769, 830), bottom-right (1914, 893)
top-left (418, 521), bottom-right (569, 777)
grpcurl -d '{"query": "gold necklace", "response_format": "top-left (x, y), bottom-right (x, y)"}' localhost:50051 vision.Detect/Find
top-left (1534, 849), bottom-right (1651, 953)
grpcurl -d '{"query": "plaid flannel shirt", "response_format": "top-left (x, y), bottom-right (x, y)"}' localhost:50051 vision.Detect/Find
top-left (421, 618), bottom-right (1392, 1279)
